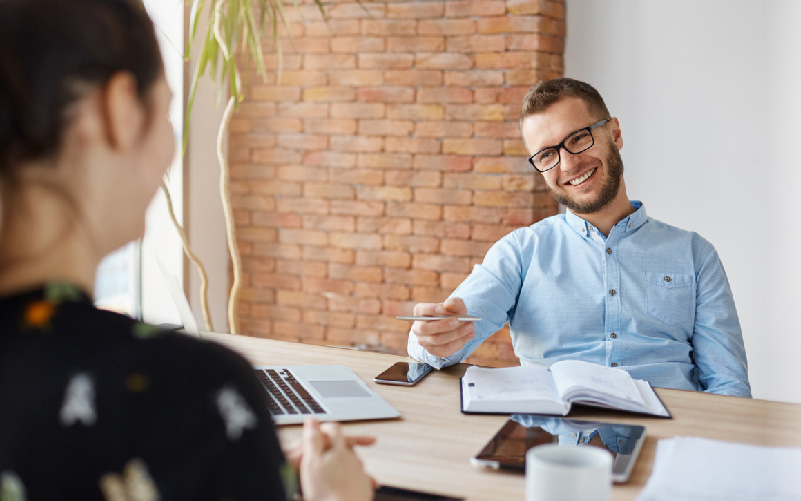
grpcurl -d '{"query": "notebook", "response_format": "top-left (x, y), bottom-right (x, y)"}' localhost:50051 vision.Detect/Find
top-left (254, 365), bottom-right (400, 425)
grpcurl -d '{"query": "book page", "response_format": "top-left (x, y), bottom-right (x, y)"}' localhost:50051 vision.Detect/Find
top-left (462, 366), bottom-right (567, 414)
top-left (550, 360), bottom-right (643, 409)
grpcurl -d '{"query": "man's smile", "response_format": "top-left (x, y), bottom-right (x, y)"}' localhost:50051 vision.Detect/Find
top-left (566, 167), bottom-right (597, 187)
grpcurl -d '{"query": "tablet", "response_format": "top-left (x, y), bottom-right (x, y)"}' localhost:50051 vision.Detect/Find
top-left (471, 415), bottom-right (646, 482)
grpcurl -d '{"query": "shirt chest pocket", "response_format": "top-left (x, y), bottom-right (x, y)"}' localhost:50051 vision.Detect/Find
top-left (644, 272), bottom-right (695, 326)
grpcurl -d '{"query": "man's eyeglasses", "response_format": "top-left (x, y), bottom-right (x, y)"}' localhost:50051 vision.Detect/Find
top-left (527, 119), bottom-right (611, 173)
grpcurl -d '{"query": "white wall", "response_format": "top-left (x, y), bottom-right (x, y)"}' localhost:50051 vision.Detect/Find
top-left (566, 0), bottom-right (801, 403)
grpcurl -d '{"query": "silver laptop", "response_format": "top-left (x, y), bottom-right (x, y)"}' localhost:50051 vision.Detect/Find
top-left (254, 365), bottom-right (400, 425)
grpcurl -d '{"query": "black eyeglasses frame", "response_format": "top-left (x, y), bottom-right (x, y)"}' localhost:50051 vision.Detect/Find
top-left (527, 118), bottom-right (611, 173)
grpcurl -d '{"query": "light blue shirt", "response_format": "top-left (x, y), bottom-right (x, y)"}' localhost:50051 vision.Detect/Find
top-left (408, 201), bottom-right (751, 398)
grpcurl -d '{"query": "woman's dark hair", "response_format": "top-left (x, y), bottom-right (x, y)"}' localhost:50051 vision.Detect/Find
top-left (0, 0), bottom-right (163, 171)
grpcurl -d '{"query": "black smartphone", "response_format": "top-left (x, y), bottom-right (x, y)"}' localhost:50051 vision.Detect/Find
top-left (374, 362), bottom-right (433, 386)
top-left (375, 485), bottom-right (463, 500)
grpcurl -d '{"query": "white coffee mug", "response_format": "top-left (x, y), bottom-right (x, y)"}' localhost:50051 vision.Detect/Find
top-left (526, 444), bottom-right (613, 501)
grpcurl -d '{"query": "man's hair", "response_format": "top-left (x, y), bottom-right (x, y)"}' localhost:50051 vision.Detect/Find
top-left (519, 78), bottom-right (611, 122)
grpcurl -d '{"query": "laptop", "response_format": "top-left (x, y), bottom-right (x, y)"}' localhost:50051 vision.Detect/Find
top-left (254, 365), bottom-right (400, 425)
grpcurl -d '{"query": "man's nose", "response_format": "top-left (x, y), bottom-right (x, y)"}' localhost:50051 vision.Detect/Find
top-left (557, 146), bottom-right (583, 174)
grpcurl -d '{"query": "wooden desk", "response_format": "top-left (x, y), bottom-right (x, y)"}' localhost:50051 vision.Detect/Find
top-left (201, 332), bottom-right (801, 501)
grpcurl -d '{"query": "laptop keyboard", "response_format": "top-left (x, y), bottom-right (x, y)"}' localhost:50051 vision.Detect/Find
top-left (255, 368), bottom-right (327, 416)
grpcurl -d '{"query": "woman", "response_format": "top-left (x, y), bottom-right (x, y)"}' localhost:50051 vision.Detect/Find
top-left (0, 0), bottom-right (373, 499)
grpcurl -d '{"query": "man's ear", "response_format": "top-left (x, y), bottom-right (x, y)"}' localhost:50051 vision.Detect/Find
top-left (100, 72), bottom-right (143, 151)
top-left (610, 117), bottom-right (623, 150)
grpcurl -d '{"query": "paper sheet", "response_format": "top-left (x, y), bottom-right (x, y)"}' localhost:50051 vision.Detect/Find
top-left (638, 436), bottom-right (801, 501)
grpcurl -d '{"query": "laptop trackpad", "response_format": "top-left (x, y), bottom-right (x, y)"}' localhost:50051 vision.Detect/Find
top-left (309, 380), bottom-right (371, 398)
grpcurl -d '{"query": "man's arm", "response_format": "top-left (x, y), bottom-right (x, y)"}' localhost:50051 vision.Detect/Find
top-left (692, 240), bottom-right (751, 397)
top-left (408, 233), bottom-right (526, 368)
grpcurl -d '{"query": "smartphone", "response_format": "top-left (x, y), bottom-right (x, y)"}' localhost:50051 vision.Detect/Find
top-left (375, 485), bottom-right (463, 500)
top-left (374, 362), bottom-right (433, 386)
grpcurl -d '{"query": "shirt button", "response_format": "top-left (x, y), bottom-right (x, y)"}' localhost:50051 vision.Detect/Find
top-left (664, 276), bottom-right (671, 282)
top-left (628, 222), bottom-right (633, 228)
top-left (609, 289), bottom-right (616, 296)
top-left (611, 363), bottom-right (619, 367)
top-left (572, 433), bottom-right (578, 438)
top-left (606, 247), bottom-right (612, 255)
top-left (610, 333), bottom-right (617, 339)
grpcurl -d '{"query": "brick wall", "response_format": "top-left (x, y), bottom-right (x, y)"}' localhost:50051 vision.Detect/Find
top-left (229, 0), bottom-right (565, 368)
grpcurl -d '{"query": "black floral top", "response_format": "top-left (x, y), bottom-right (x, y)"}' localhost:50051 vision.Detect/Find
top-left (0, 282), bottom-right (293, 500)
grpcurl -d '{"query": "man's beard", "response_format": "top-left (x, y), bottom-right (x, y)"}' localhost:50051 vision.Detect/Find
top-left (549, 146), bottom-right (624, 215)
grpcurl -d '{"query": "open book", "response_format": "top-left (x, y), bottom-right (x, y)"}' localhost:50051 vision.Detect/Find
top-left (461, 360), bottom-right (670, 418)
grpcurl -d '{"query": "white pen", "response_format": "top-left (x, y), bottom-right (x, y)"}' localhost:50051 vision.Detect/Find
top-left (396, 315), bottom-right (482, 322)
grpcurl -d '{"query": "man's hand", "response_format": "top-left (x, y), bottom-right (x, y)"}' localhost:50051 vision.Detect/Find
top-left (411, 297), bottom-right (475, 358)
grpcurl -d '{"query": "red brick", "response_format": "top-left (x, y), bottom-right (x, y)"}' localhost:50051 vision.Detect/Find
top-left (387, 36), bottom-right (445, 53)
top-left (275, 198), bottom-right (329, 215)
top-left (414, 188), bottom-right (472, 205)
top-left (506, 34), bottom-right (564, 53)
top-left (380, 330), bottom-right (411, 351)
top-left (330, 264), bottom-right (382, 283)
top-left (252, 273), bottom-right (301, 290)
top-left (504, 139), bottom-right (528, 156)
top-left (414, 154), bottom-right (472, 171)
top-left (356, 314), bottom-right (409, 333)
top-left (359, 54), bottom-right (415, 70)
top-left (382, 300), bottom-right (417, 317)
top-left (443, 205), bottom-right (504, 223)
top-left (275, 259), bottom-right (328, 278)
top-left (477, 52), bottom-right (560, 70)
top-left (303, 278), bottom-right (355, 296)
top-left (330, 135), bottom-right (384, 152)
top-left (472, 224), bottom-right (521, 242)
top-left (331, 37), bottom-right (385, 53)
top-left (238, 227), bottom-right (277, 242)
top-left (386, 201), bottom-right (442, 220)
top-left (286, 38), bottom-right (330, 54)
top-left (507, 0), bottom-right (565, 18)
top-left (385, 170), bottom-right (441, 187)
top-left (354, 283), bottom-right (410, 301)
top-left (503, 174), bottom-right (539, 191)
top-left (413, 220), bottom-right (471, 239)
top-left (329, 233), bottom-right (384, 251)
top-left (358, 153), bottom-right (412, 169)
top-left (505, 69), bottom-right (542, 86)
top-left (418, 19), bottom-right (476, 35)
top-left (385, 137), bottom-right (441, 154)
top-left (445, 104), bottom-right (505, 121)
top-left (274, 70), bottom-right (328, 86)
top-left (304, 309), bottom-right (356, 328)
top-left (442, 173), bottom-right (502, 190)
top-left (240, 319), bottom-right (272, 338)
top-left (304, 118), bottom-right (358, 135)
top-left (361, 19), bottom-right (417, 36)
top-left (385, 70), bottom-right (444, 86)
top-left (303, 246), bottom-right (355, 264)
top-left (358, 87), bottom-right (415, 103)
top-left (410, 286), bottom-right (452, 303)
top-left (416, 53), bottom-right (474, 70)
top-left (384, 235), bottom-right (440, 253)
top-left (417, 88), bottom-right (473, 104)
top-left (474, 156), bottom-right (530, 173)
top-left (442, 138), bottom-right (502, 156)
top-left (357, 186), bottom-right (413, 202)
top-left (356, 250), bottom-right (411, 268)
top-left (330, 200), bottom-right (385, 216)
top-left (232, 195), bottom-right (275, 211)
top-left (440, 272), bottom-right (468, 289)
top-left (249, 180), bottom-right (302, 196)
top-left (415, 122), bottom-right (472, 138)
top-left (447, 35), bottom-right (506, 52)
top-left (475, 121), bottom-right (521, 139)
top-left (387, 104), bottom-right (444, 120)
top-left (306, 20), bottom-right (360, 37)
top-left (327, 327), bottom-right (380, 347)
top-left (331, 102), bottom-right (386, 119)
top-left (304, 54), bottom-right (356, 70)
top-left (251, 303), bottom-right (301, 322)
top-left (445, 0), bottom-right (506, 17)
top-left (253, 148), bottom-right (303, 165)
top-left (239, 287), bottom-right (276, 303)
top-left (276, 320), bottom-right (325, 342)
top-left (279, 228), bottom-right (328, 246)
top-left (302, 151), bottom-right (357, 167)
top-left (329, 70), bottom-right (384, 86)
top-left (335, 168), bottom-right (385, 185)
top-left (303, 87), bottom-right (357, 102)
top-left (277, 134), bottom-right (329, 150)
top-left (280, 4), bottom-right (324, 23)
top-left (259, 54), bottom-right (302, 70)
top-left (304, 182), bottom-right (356, 199)
top-left (444, 70), bottom-right (504, 87)
top-left (358, 120), bottom-right (414, 137)
top-left (328, 296), bottom-right (382, 314)
top-left (242, 256), bottom-right (276, 273)
top-left (327, 3), bottom-right (386, 18)
top-left (387, 2), bottom-right (444, 18)
top-left (358, 217), bottom-right (412, 235)
top-left (255, 242), bottom-right (303, 260)
top-left (250, 85), bottom-right (300, 102)
top-left (441, 239), bottom-right (493, 257)
top-left (277, 166), bottom-right (328, 183)
top-left (303, 215), bottom-right (355, 232)
top-left (277, 102), bottom-right (328, 118)
top-left (230, 164), bottom-right (277, 180)
top-left (503, 208), bottom-right (536, 226)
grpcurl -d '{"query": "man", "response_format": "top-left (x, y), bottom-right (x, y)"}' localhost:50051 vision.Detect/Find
top-left (407, 78), bottom-right (750, 397)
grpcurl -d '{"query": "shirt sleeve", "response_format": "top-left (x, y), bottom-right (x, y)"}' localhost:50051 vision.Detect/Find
top-left (691, 240), bottom-right (752, 397)
top-left (407, 231), bottom-right (526, 368)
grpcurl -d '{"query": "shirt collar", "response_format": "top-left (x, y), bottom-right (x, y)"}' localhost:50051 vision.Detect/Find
top-left (565, 200), bottom-right (648, 238)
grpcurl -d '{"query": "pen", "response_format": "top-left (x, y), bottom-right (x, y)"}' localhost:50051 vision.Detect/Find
top-left (396, 316), bottom-right (482, 322)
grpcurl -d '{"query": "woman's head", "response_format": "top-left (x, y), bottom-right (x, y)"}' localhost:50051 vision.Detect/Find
top-left (0, 0), bottom-right (164, 172)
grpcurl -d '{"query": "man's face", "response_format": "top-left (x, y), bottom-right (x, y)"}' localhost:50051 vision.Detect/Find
top-left (521, 97), bottom-right (624, 215)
